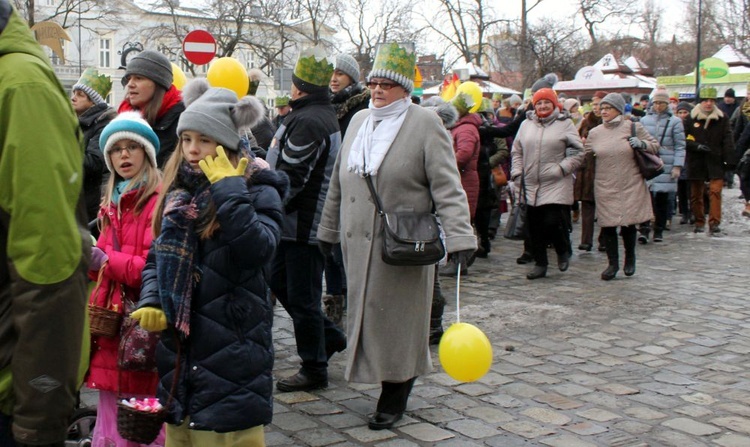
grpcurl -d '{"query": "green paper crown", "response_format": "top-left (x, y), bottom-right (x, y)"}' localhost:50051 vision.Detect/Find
top-left (452, 92), bottom-right (474, 115)
top-left (294, 46), bottom-right (333, 87)
top-left (479, 98), bottom-right (494, 114)
top-left (74, 67), bottom-right (112, 103)
top-left (699, 86), bottom-right (717, 100)
top-left (369, 42), bottom-right (416, 92)
top-left (275, 96), bottom-right (290, 107)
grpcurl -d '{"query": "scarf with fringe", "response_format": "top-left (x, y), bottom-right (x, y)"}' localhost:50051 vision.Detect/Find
top-left (154, 161), bottom-right (211, 338)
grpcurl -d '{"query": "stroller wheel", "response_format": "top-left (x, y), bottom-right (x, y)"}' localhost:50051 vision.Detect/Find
top-left (66, 407), bottom-right (97, 447)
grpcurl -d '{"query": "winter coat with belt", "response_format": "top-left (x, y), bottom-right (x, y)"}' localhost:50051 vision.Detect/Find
top-left (511, 109), bottom-right (584, 207)
top-left (138, 169), bottom-right (288, 432)
top-left (584, 117), bottom-right (659, 227)
top-left (450, 113), bottom-right (482, 218)
top-left (79, 103), bottom-right (117, 221)
top-left (317, 104), bottom-right (476, 384)
top-left (86, 187), bottom-right (160, 396)
top-left (684, 105), bottom-right (735, 181)
top-left (639, 108), bottom-right (686, 193)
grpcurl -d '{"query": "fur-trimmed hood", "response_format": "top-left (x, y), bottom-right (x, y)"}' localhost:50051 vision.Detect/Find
top-left (332, 84), bottom-right (370, 120)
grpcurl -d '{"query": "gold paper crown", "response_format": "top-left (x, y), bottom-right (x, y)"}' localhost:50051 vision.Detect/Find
top-left (293, 46), bottom-right (333, 87)
top-left (369, 42), bottom-right (417, 92)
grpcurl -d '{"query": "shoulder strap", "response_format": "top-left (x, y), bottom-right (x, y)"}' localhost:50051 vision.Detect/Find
top-left (364, 174), bottom-right (385, 216)
top-left (631, 121), bottom-right (636, 138)
top-left (659, 119), bottom-right (670, 145)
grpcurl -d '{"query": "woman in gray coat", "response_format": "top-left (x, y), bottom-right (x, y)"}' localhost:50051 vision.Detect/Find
top-left (639, 87), bottom-right (686, 242)
top-left (317, 43), bottom-right (476, 431)
top-left (511, 88), bottom-right (584, 280)
top-left (584, 93), bottom-right (660, 280)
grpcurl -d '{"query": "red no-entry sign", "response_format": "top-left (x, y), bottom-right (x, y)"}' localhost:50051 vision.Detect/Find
top-left (182, 30), bottom-right (216, 65)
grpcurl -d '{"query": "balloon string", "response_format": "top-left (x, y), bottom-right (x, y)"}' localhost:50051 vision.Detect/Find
top-left (456, 262), bottom-right (461, 323)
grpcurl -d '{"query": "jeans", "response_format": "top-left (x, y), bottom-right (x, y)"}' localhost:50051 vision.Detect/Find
top-left (269, 241), bottom-right (345, 378)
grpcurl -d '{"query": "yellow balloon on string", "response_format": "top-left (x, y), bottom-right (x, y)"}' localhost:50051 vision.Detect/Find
top-left (206, 57), bottom-right (249, 98)
top-left (439, 322), bottom-right (492, 382)
top-left (171, 63), bottom-right (187, 90)
top-left (455, 81), bottom-right (484, 113)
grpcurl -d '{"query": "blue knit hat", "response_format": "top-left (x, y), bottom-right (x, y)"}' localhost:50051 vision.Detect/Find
top-left (99, 112), bottom-right (160, 172)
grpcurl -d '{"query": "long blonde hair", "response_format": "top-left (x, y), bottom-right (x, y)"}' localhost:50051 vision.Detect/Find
top-left (151, 141), bottom-right (243, 240)
top-left (99, 147), bottom-right (162, 233)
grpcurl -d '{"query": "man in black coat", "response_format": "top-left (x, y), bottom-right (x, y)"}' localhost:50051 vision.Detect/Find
top-left (684, 87), bottom-right (735, 235)
top-left (266, 47), bottom-right (347, 392)
top-left (71, 67), bottom-right (117, 221)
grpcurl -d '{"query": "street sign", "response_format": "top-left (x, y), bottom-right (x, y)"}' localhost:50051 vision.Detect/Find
top-left (182, 30), bottom-right (216, 65)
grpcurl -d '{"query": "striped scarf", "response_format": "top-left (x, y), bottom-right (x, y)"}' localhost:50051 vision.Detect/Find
top-left (154, 161), bottom-right (211, 338)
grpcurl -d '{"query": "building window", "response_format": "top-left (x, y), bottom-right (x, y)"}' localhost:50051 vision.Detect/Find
top-left (99, 38), bottom-right (112, 68)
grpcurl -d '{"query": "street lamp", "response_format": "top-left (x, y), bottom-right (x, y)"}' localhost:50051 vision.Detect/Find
top-left (694, 0), bottom-right (702, 101)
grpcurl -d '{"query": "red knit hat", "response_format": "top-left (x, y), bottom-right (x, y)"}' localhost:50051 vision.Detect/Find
top-left (532, 88), bottom-right (559, 107)
top-left (593, 90), bottom-right (608, 100)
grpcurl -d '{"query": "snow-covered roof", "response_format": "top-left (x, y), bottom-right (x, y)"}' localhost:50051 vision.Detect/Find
top-left (422, 79), bottom-right (520, 96)
top-left (593, 53), bottom-right (632, 74)
top-left (712, 45), bottom-right (750, 67)
top-left (451, 61), bottom-right (490, 80)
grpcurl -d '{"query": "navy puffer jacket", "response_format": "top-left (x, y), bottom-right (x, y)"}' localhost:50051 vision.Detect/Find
top-left (139, 168), bottom-right (288, 432)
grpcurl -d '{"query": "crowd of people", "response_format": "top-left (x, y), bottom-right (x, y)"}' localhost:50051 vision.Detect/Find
top-left (2, 0), bottom-right (750, 443)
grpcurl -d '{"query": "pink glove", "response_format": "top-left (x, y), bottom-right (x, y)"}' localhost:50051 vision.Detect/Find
top-left (90, 247), bottom-right (108, 271)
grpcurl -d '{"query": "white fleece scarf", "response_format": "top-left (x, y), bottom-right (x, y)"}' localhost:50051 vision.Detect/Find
top-left (347, 97), bottom-right (411, 176)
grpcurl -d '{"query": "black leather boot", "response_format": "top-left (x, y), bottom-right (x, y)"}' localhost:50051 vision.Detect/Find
top-left (601, 232), bottom-right (619, 281)
top-left (622, 229), bottom-right (637, 276)
top-left (527, 265), bottom-right (547, 280)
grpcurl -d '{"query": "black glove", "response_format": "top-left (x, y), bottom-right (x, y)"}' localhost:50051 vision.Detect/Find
top-left (317, 240), bottom-right (334, 258)
top-left (478, 125), bottom-right (494, 138)
top-left (448, 249), bottom-right (475, 268)
top-left (696, 144), bottom-right (711, 153)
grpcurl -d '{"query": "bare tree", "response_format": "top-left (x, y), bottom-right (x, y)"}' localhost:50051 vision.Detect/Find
top-left (422, 0), bottom-right (508, 67)
top-left (13, 0), bottom-right (119, 29)
top-left (526, 18), bottom-right (587, 81)
top-left (637, 0), bottom-right (663, 70)
top-left (334, 0), bottom-right (419, 75)
top-left (575, 0), bottom-right (635, 51)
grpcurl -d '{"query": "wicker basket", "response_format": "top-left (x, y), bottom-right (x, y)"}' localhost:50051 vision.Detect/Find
top-left (117, 402), bottom-right (166, 444)
top-left (89, 263), bottom-right (123, 338)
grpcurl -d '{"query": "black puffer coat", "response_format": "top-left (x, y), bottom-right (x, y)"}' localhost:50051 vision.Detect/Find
top-left (331, 83), bottom-right (370, 137)
top-left (139, 168), bottom-right (288, 432)
top-left (154, 102), bottom-right (185, 167)
top-left (684, 106), bottom-right (735, 180)
top-left (79, 103), bottom-right (116, 221)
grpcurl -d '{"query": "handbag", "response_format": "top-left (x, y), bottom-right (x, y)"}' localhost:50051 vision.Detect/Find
top-left (491, 166), bottom-right (508, 187)
top-left (631, 122), bottom-right (664, 180)
top-left (503, 171), bottom-right (528, 240)
top-left (364, 174), bottom-right (446, 266)
top-left (118, 296), bottom-right (160, 372)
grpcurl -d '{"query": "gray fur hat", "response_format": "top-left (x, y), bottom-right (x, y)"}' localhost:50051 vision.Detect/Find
top-left (335, 54), bottom-right (360, 83)
top-left (121, 50), bottom-right (173, 90)
top-left (177, 79), bottom-right (265, 151)
top-left (421, 96), bottom-right (458, 129)
top-left (531, 73), bottom-right (558, 93)
top-left (600, 92), bottom-right (626, 115)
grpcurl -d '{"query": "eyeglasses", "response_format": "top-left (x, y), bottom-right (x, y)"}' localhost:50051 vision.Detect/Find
top-left (366, 81), bottom-right (399, 90)
top-left (599, 106), bottom-right (615, 112)
top-left (110, 144), bottom-right (144, 155)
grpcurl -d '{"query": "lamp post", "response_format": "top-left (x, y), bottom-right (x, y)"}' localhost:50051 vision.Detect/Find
top-left (694, 0), bottom-right (702, 101)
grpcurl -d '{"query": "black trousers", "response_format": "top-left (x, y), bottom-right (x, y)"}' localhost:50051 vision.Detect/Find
top-left (527, 204), bottom-right (571, 267)
top-left (376, 377), bottom-right (417, 414)
top-left (652, 191), bottom-right (670, 231)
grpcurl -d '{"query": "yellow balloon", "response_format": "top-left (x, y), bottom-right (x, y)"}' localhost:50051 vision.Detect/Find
top-left (171, 63), bottom-right (187, 90)
top-left (455, 81), bottom-right (484, 113)
top-left (206, 57), bottom-right (249, 98)
top-left (438, 322), bottom-right (492, 382)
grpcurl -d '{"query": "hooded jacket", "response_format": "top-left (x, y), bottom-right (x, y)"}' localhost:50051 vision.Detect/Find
top-left (640, 107), bottom-right (686, 193)
top-left (450, 113), bottom-right (482, 217)
top-left (331, 83), bottom-right (370, 137)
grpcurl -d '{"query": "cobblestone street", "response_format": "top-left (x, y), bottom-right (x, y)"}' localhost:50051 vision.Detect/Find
top-left (268, 189), bottom-right (750, 446)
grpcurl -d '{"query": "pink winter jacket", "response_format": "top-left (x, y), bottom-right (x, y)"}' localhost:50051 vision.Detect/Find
top-left (86, 186), bottom-right (160, 396)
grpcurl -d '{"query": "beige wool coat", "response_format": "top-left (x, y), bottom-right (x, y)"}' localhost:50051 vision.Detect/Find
top-left (510, 110), bottom-right (584, 206)
top-left (584, 116), bottom-right (660, 227)
top-left (317, 104), bottom-right (476, 384)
